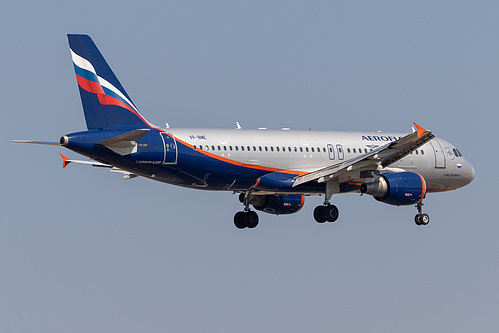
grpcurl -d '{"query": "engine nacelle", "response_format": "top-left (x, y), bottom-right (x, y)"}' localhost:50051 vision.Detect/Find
top-left (241, 194), bottom-right (305, 215)
top-left (360, 172), bottom-right (426, 206)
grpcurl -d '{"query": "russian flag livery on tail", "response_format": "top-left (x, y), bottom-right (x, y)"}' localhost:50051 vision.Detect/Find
top-left (68, 34), bottom-right (151, 130)
top-left (12, 34), bottom-right (475, 229)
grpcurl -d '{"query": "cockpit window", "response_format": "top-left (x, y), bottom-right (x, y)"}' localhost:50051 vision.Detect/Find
top-left (453, 148), bottom-right (463, 157)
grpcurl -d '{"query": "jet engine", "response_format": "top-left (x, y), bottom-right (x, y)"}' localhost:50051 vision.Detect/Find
top-left (360, 172), bottom-right (426, 206)
top-left (240, 194), bottom-right (305, 215)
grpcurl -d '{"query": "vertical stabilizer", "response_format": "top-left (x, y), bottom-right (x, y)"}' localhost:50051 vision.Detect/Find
top-left (68, 34), bottom-right (151, 130)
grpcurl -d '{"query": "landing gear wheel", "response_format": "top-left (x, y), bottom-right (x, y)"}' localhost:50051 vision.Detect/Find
top-left (314, 206), bottom-right (327, 223)
top-left (234, 211), bottom-right (246, 229)
top-left (415, 213), bottom-right (430, 226)
top-left (323, 205), bottom-right (339, 222)
top-left (245, 211), bottom-right (259, 228)
top-left (234, 211), bottom-right (259, 229)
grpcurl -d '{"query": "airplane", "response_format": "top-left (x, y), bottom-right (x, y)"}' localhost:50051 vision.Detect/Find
top-left (12, 34), bottom-right (475, 229)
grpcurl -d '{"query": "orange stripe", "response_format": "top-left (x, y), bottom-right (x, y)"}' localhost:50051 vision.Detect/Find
top-left (296, 195), bottom-right (305, 213)
top-left (416, 173), bottom-right (426, 203)
top-left (167, 133), bottom-right (307, 175)
top-left (251, 178), bottom-right (261, 188)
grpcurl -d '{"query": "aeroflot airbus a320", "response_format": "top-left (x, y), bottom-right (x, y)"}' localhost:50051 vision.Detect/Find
top-left (13, 35), bottom-right (475, 229)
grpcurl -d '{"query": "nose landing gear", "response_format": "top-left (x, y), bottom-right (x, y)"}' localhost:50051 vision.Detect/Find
top-left (415, 202), bottom-right (430, 225)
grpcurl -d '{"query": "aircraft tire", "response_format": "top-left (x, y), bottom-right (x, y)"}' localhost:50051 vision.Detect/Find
top-left (420, 213), bottom-right (430, 225)
top-left (234, 211), bottom-right (246, 229)
top-left (314, 206), bottom-right (327, 223)
top-left (323, 205), bottom-right (339, 222)
top-left (245, 211), bottom-right (259, 228)
top-left (415, 214), bottom-right (422, 225)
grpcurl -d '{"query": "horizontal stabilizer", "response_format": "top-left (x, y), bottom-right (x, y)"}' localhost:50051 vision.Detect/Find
top-left (96, 129), bottom-right (150, 155)
top-left (10, 140), bottom-right (61, 146)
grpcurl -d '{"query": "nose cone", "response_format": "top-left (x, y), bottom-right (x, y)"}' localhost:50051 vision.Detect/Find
top-left (463, 159), bottom-right (475, 185)
top-left (469, 162), bottom-right (475, 182)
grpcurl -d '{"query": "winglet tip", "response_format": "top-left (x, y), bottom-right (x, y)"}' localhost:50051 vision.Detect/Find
top-left (413, 122), bottom-right (427, 138)
top-left (59, 153), bottom-right (71, 168)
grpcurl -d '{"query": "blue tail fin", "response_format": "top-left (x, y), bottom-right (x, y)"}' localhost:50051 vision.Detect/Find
top-left (68, 34), bottom-right (151, 130)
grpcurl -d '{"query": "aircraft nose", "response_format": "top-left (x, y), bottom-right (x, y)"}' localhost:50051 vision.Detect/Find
top-left (463, 159), bottom-right (475, 184)
top-left (469, 163), bottom-right (475, 182)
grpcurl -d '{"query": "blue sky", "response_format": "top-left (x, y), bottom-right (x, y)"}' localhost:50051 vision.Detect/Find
top-left (1, 1), bottom-right (497, 332)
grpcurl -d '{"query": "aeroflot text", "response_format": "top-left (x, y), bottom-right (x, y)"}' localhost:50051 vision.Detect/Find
top-left (361, 135), bottom-right (402, 142)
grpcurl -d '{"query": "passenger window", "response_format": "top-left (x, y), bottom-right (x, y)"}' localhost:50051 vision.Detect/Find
top-left (218, 146), bottom-right (221, 151)
top-left (205, 145), bottom-right (209, 150)
top-left (300, 147), bottom-right (303, 152)
top-left (265, 146), bottom-right (268, 151)
top-left (259, 146), bottom-right (262, 151)
top-left (247, 146), bottom-right (250, 151)
top-left (253, 146), bottom-right (256, 151)
top-left (288, 147), bottom-right (291, 152)
top-left (353, 148), bottom-right (356, 153)
top-left (229, 146), bottom-right (233, 151)
top-left (305, 147), bottom-right (309, 152)
top-left (415, 150), bottom-right (418, 154)
top-left (211, 145), bottom-right (215, 150)
top-left (311, 147), bottom-right (314, 152)
top-left (347, 148), bottom-right (351, 153)
top-left (235, 146), bottom-right (238, 151)
top-left (270, 147), bottom-right (274, 152)
top-left (276, 147), bottom-right (279, 152)
top-left (199, 145), bottom-right (203, 150)
top-left (294, 147), bottom-right (297, 152)
top-left (364, 149), bottom-right (367, 153)
top-left (323, 147), bottom-right (326, 153)
top-left (421, 150), bottom-right (424, 155)
top-left (223, 146), bottom-right (227, 151)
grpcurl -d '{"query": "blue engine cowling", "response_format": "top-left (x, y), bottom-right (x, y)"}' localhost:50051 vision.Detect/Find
top-left (360, 172), bottom-right (426, 206)
top-left (246, 194), bottom-right (305, 215)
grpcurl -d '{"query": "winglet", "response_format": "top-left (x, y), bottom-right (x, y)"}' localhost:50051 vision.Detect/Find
top-left (413, 122), bottom-right (427, 138)
top-left (59, 153), bottom-right (71, 168)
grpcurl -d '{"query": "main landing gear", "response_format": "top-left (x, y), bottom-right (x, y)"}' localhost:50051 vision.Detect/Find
top-left (234, 192), bottom-right (259, 229)
top-left (313, 198), bottom-right (339, 223)
top-left (234, 211), bottom-right (259, 229)
top-left (314, 180), bottom-right (340, 223)
top-left (414, 202), bottom-right (430, 226)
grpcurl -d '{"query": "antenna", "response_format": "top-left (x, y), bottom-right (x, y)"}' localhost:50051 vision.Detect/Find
top-left (236, 122), bottom-right (241, 130)
top-left (165, 123), bottom-right (170, 129)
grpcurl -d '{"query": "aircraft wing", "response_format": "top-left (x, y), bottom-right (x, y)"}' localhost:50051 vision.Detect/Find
top-left (292, 123), bottom-right (434, 187)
